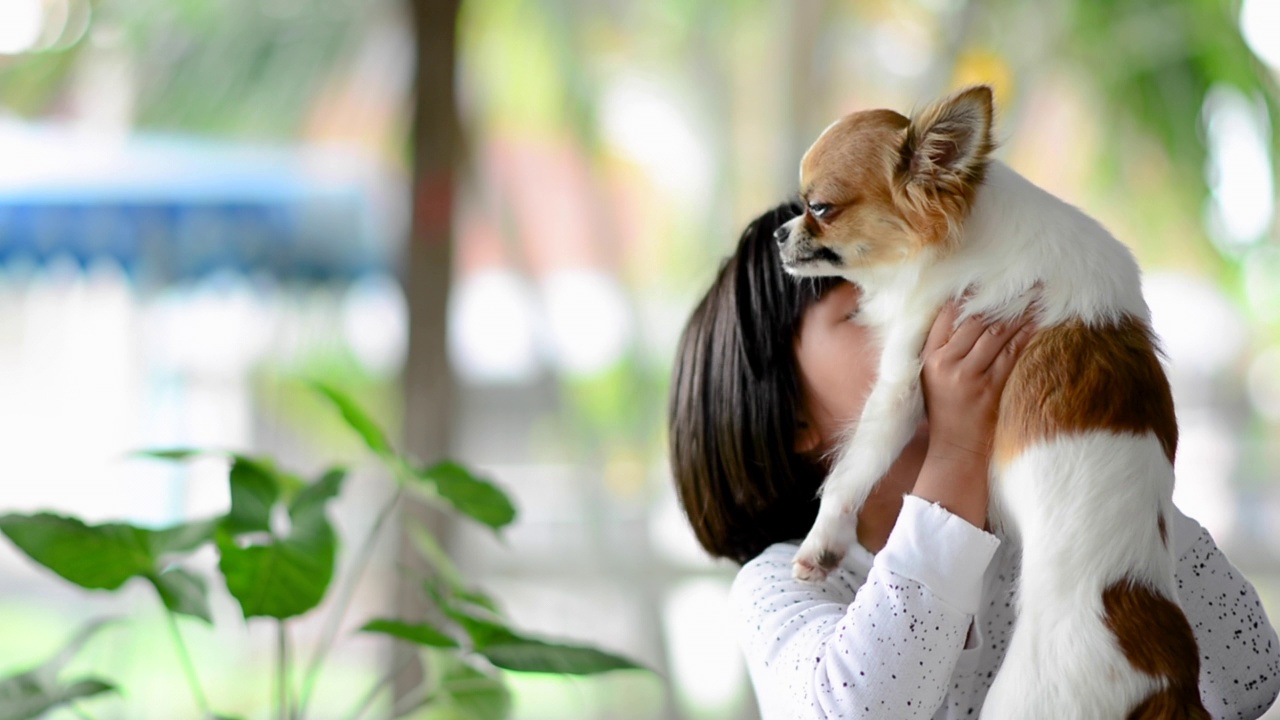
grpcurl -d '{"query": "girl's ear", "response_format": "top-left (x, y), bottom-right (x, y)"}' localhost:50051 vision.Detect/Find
top-left (795, 415), bottom-right (822, 455)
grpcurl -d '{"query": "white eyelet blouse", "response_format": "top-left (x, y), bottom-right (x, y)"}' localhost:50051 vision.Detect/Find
top-left (731, 495), bottom-right (1280, 719)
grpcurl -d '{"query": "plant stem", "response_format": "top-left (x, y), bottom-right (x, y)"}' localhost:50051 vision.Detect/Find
top-left (390, 677), bottom-right (437, 720)
top-left (342, 655), bottom-right (418, 720)
top-left (277, 620), bottom-right (290, 720)
top-left (296, 486), bottom-right (404, 718)
top-left (164, 609), bottom-right (212, 719)
top-left (70, 705), bottom-right (98, 720)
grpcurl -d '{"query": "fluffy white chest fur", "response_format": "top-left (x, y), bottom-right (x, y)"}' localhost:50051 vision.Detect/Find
top-left (777, 86), bottom-right (1207, 718)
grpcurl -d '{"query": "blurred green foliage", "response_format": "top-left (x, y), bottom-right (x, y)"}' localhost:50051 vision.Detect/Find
top-left (2, 0), bottom-right (1277, 502)
top-left (0, 385), bottom-right (645, 720)
top-left (1, 0), bottom-right (373, 138)
top-left (1065, 0), bottom-right (1278, 185)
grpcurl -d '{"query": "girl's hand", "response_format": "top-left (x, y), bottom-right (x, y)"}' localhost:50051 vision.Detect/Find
top-left (911, 300), bottom-right (1037, 529)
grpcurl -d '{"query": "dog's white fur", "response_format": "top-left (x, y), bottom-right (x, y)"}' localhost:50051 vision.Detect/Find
top-left (779, 157), bottom-right (1185, 717)
top-left (982, 432), bottom-right (1176, 719)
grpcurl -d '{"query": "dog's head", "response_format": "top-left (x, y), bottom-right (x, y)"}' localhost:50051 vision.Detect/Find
top-left (776, 85), bottom-right (996, 277)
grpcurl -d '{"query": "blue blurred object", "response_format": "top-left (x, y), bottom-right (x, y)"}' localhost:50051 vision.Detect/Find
top-left (0, 120), bottom-right (395, 285)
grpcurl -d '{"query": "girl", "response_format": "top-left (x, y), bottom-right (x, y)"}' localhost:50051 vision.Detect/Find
top-left (668, 200), bottom-right (1280, 718)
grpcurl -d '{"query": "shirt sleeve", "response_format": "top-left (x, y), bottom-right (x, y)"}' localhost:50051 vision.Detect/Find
top-left (1171, 506), bottom-right (1280, 719)
top-left (730, 496), bottom-right (1000, 719)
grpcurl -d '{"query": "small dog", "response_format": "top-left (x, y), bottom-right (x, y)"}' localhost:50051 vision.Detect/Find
top-left (775, 85), bottom-right (1207, 719)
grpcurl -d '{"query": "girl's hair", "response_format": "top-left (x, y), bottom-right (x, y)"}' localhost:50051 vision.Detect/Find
top-left (668, 201), bottom-right (843, 564)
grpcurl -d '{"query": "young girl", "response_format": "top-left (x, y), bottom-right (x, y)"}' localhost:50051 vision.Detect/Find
top-left (668, 200), bottom-right (1280, 718)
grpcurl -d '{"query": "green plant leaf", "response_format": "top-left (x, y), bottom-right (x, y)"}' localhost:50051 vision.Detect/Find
top-left (310, 382), bottom-right (393, 457)
top-left (443, 608), bottom-right (516, 648)
top-left (361, 619), bottom-right (459, 648)
top-left (132, 448), bottom-right (206, 461)
top-left (149, 518), bottom-right (219, 557)
top-left (400, 655), bottom-right (510, 720)
top-left (434, 663), bottom-right (511, 720)
top-left (215, 468), bottom-right (342, 619)
top-left (0, 513), bottom-right (220, 622)
top-left (477, 637), bottom-right (645, 675)
top-left (0, 514), bottom-right (152, 590)
top-left (216, 524), bottom-right (335, 620)
top-left (0, 620), bottom-right (117, 720)
top-left (0, 678), bottom-right (115, 720)
top-left (454, 587), bottom-right (501, 616)
top-left (415, 462), bottom-right (516, 531)
top-left (223, 456), bottom-right (280, 534)
top-left (443, 605), bottom-right (646, 676)
top-left (289, 468), bottom-right (346, 520)
top-left (133, 449), bottom-right (293, 536)
top-left (147, 567), bottom-right (213, 623)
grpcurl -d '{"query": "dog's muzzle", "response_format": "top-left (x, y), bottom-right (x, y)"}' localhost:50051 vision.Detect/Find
top-left (776, 217), bottom-right (842, 273)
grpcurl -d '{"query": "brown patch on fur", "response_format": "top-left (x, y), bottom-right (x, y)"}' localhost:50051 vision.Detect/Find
top-left (793, 549), bottom-right (845, 580)
top-left (800, 109), bottom-right (909, 202)
top-left (815, 549), bottom-right (841, 571)
top-left (994, 315), bottom-right (1177, 465)
top-left (1158, 514), bottom-right (1168, 548)
top-left (1125, 688), bottom-right (1211, 720)
top-left (797, 109), bottom-right (923, 267)
top-left (1103, 582), bottom-right (1208, 719)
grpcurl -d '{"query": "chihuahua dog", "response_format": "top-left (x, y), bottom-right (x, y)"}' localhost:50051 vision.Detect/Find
top-left (775, 85), bottom-right (1206, 719)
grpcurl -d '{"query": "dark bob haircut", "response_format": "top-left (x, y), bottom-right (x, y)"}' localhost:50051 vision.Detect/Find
top-left (668, 201), bottom-right (843, 565)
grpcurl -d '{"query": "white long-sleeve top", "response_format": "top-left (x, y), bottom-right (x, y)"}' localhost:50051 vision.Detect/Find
top-left (731, 495), bottom-right (1280, 719)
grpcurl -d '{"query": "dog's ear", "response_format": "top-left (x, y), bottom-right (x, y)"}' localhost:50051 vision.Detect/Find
top-left (899, 85), bottom-right (994, 188)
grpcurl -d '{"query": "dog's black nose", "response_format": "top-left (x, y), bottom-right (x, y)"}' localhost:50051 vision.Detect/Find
top-left (773, 225), bottom-right (790, 245)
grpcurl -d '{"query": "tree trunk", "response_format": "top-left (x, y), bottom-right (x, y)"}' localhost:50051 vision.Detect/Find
top-left (782, 0), bottom-right (830, 191)
top-left (395, 0), bottom-right (462, 705)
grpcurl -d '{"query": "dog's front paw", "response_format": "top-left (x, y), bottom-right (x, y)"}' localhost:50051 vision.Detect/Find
top-left (791, 520), bottom-right (854, 582)
top-left (792, 545), bottom-right (844, 582)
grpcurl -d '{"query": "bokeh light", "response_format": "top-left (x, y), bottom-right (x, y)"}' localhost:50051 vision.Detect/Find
top-left (448, 268), bottom-right (543, 383)
top-left (541, 268), bottom-right (633, 376)
top-left (341, 273), bottom-right (409, 376)
top-left (1241, 0), bottom-right (1280, 70)
top-left (1202, 84), bottom-right (1275, 251)
top-left (0, 0), bottom-right (43, 55)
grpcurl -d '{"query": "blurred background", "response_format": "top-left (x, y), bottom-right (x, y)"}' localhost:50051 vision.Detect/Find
top-left (0, 0), bottom-right (1278, 718)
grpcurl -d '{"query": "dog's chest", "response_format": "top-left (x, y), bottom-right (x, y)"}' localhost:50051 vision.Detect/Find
top-left (851, 272), bottom-right (947, 334)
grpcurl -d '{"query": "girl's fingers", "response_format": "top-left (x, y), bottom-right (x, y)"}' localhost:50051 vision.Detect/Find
top-left (923, 299), bottom-right (963, 356)
top-left (961, 312), bottom-right (1024, 370)
top-left (988, 316), bottom-right (1039, 379)
top-left (939, 312), bottom-right (990, 358)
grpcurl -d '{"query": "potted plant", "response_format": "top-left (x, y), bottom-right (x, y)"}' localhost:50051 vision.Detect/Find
top-left (0, 384), bottom-right (645, 720)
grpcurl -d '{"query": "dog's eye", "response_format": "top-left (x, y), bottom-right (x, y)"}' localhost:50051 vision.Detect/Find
top-left (808, 202), bottom-right (833, 219)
